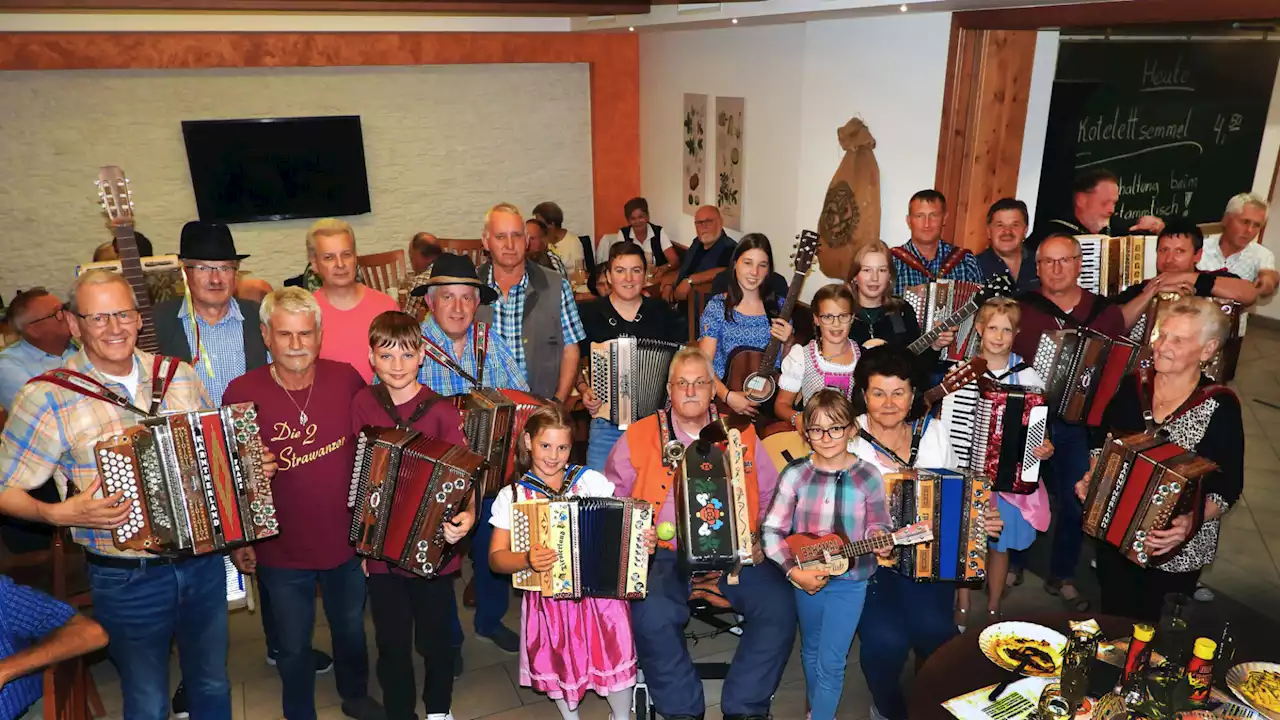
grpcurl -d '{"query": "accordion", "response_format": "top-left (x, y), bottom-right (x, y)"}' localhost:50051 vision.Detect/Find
top-left (1077, 235), bottom-right (1157, 296)
top-left (95, 402), bottom-right (277, 554)
top-left (589, 337), bottom-right (682, 429)
top-left (1032, 328), bottom-right (1140, 426)
top-left (903, 280), bottom-right (983, 360)
top-left (510, 496), bottom-right (653, 599)
top-left (965, 383), bottom-right (1048, 494)
top-left (882, 469), bottom-right (991, 582)
top-left (674, 427), bottom-right (755, 573)
top-left (347, 427), bottom-right (483, 577)
top-left (1082, 432), bottom-right (1217, 567)
top-left (455, 388), bottom-right (547, 497)
top-left (1130, 292), bottom-right (1243, 383)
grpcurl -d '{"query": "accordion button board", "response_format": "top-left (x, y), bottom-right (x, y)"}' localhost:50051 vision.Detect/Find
top-left (509, 497), bottom-right (653, 600)
top-left (882, 469), bottom-right (990, 582)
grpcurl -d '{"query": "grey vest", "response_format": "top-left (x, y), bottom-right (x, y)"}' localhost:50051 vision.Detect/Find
top-left (476, 261), bottom-right (565, 399)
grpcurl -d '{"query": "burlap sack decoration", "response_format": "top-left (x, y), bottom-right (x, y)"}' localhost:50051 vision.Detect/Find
top-left (816, 118), bottom-right (881, 282)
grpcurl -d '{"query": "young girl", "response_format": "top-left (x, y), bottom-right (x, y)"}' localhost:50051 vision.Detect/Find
top-left (487, 405), bottom-right (647, 720)
top-left (953, 298), bottom-right (1054, 627)
top-left (774, 283), bottom-right (861, 433)
top-left (762, 390), bottom-right (893, 720)
top-left (847, 241), bottom-right (950, 361)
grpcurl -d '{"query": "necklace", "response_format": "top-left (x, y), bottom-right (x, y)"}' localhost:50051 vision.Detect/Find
top-left (270, 365), bottom-right (315, 425)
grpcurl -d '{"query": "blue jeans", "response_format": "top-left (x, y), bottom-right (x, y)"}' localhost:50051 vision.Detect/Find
top-left (256, 556), bottom-right (370, 720)
top-left (86, 553), bottom-right (231, 720)
top-left (631, 551), bottom-right (797, 717)
top-left (1046, 420), bottom-right (1088, 581)
top-left (585, 418), bottom-right (624, 472)
top-left (857, 569), bottom-right (958, 720)
top-left (469, 496), bottom-right (510, 635)
top-left (796, 578), bottom-right (867, 720)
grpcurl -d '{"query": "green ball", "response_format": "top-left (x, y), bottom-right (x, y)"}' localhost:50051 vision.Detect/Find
top-left (656, 522), bottom-right (676, 542)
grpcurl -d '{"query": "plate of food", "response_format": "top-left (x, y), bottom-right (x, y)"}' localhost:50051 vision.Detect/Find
top-left (1227, 662), bottom-right (1280, 720)
top-left (979, 621), bottom-right (1067, 677)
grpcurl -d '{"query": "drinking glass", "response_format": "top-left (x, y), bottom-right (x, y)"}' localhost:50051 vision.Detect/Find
top-left (1037, 682), bottom-right (1073, 720)
top-left (1155, 593), bottom-right (1193, 667)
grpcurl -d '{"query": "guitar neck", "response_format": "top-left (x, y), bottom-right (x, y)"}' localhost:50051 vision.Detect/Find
top-left (112, 225), bottom-right (159, 354)
top-left (758, 270), bottom-right (807, 372)
top-left (907, 295), bottom-right (981, 355)
top-left (844, 532), bottom-right (897, 558)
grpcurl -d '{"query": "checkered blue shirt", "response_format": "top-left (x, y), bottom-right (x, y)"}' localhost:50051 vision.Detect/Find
top-left (177, 300), bottom-right (247, 405)
top-left (0, 575), bottom-right (77, 719)
top-left (417, 316), bottom-right (529, 396)
top-left (892, 240), bottom-right (985, 288)
top-left (485, 268), bottom-right (586, 379)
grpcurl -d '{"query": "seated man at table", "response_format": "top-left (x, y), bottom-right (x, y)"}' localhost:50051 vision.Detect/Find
top-left (663, 206), bottom-right (737, 303)
top-left (606, 346), bottom-right (794, 720)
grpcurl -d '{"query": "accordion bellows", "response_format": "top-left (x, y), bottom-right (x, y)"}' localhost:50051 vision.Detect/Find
top-left (589, 337), bottom-right (682, 429)
top-left (967, 383), bottom-right (1048, 494)
top-left (456, 388), bottom-right (546, 497)
top-left (95, 402), bottom-right (276, 554)
top-left (348, 427), bottom-right (484, 578)
top-left (1083, 432), bottom-right (1217, 567)
top-left (882, 469), bottom-right (990, 582)
top-left (510, 497), bottom-right (653, 599)
top-left (1033, 328), bottom-right (1139, 425)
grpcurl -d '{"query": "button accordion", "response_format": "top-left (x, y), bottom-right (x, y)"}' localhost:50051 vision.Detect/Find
top-left (1130, 292), bottom-right (1243, 383)
top-left (964, 383), bottom-right (1048, 494)
top-left (1076, 235), bottom-right (1157, 296)
top-left (589, 337), bottom-right (682, 429)
top-left (1082, 432), bottom-right (1217, 567)
top-left (903, 280), bottom-right (983, 360)
top-left (1032, 328), bottom-right (1140, 426)
top-left (455, 389), bottom-right (547, 497)
top-left (347, 427), bottom-right (484, 578)
top-left (94, 402), bottom-right (277, 554)
top-left (881, 468), bottom-right (991, 582)
top-left (510, 496), bottom-right (653, 599)
top-left (674, 426), bottom-right (755, 573)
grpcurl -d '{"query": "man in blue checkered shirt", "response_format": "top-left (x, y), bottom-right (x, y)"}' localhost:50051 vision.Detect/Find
top-left (890, 189), bottom-right (984, 288)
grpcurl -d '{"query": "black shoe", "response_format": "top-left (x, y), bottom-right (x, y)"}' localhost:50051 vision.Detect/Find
top-left (474, 625), bottom-right (519, 655)
top-left (341, 696), bottom-right (387, 720)
top-left (663, 715), bottom-right (704, 720)
top-left (266, 648), bottom-right (335, 674)
top-left (453, 646), bottom-right (464, 679)
top-left (723, 715), bottom-right (770, 720)
top-left (171, 683), bottom-right (190, 719)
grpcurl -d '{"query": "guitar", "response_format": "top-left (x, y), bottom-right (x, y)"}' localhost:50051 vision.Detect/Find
top-left (922, 356), bottom-right (987, 408)
top-left (95, 166), bottom-right (160, 354)
top-left (905, 274), bottom-right (1017, 356)
top-left (784, 521), bottom-right (933, 584)
top-left (724, 229), bottom-right (822, 404)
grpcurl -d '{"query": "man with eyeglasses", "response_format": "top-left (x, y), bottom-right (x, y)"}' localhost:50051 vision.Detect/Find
top-left (664, 205), bottom-right (737, 303)
top-left (606, 346), bottom-right (793, 720)
top-left (1012, 232), bottom-right (1124, 613)
top-left (0, 269), bottom-right (279, 720)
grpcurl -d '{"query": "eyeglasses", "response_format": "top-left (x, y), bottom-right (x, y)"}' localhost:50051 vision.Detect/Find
top-left (1037, 255), bottom-right (1080, 269)
top-left (27, 306), bottom-right (64, 325)
top-left (818, 313), bottom-right (853, 326)
top-left (805, 424), bottom-right (849, 441)
top-left (74, 309), bottom-right (140, 328)
top-left (187, 264), bottom-right (238, 276)
top-left (693, 219), bottom-right (718, 227)
top-left (671, 379), bottom-right (714, 391)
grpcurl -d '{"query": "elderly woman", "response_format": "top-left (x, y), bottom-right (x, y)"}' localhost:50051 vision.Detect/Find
top-left (1076, 297), bottom-right (1243, 622)
top-left (848, 345), bottom-right (1003, 720)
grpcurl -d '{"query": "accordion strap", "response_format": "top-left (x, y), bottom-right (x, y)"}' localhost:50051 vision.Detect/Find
top-left (421, 322), bottom-right (487, 388)
top-left (987, 361), bottom-right (1032, 382)
top-left (28, 355), bottom-right (179, 418)
top-left (890, 245), bottom-right (970, 282)
top-left (372, 384), bottom-right (443, 430)
top-left (1136, 367), bottom-right (1238, 433)
top-left (516, 464), bottom-right (587, 499)
top-left (857, 416), bottom-right (925, 469)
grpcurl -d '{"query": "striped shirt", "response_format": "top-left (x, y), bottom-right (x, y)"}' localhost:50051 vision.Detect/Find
top-left (0, 349), bottom-right (212, 556)
top-left (0, 575), bottom-right (77, 719)
top-left (177, 299), bottom-right (247, 405)
top-left (892, 240), bottom-right (985, 288)
top-left (416, 316), bottom-right (528, 396)
top-left (485, 269), bottom-right (586, 379)
top-left (761, 455), bottom-right (891, 579)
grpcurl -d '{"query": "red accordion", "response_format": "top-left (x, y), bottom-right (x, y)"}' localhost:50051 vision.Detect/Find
top-left (1032, 328), bottom-right (1139, 426)
top-left (455, 388), bottom-right (547, 497)
top-left (966, 383), bottom-right (1048, 494)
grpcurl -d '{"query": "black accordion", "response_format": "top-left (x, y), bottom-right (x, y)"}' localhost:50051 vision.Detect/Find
top-left (510, 496), bottom-right (653, 599)
top-left (589, 337), bottom-right (682, 429)
top-left (1032, 328), bottom-right (1139, 426)
top-left (95, 402), bottom-right (277, 554)
top-left (674, 426), bottom-right (755, 573)
top-left (966, 383), bottom-right (1048, 494)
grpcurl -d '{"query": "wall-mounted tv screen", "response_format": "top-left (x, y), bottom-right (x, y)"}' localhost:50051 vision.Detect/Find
top-left (182, 115), bottom-right (372, 224)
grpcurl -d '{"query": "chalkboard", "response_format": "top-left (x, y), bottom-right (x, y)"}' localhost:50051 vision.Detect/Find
top-left (1036, 41), bottom-right (1280, 227)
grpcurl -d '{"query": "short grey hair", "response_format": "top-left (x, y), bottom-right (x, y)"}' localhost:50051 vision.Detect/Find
top-left (8, 288), bottom-right (53, 333)
top-left (1225, 192), bottom-right (1269, 219)
top-left (667, 346), bottom-right (715, 383)
top-left (1162, 296), bottom-right (1229, 350)
top-left (67, 269), bottom-right (133, 316)
top-left (1035, 233), bottom-right (1082, 261)
top-left (260, 287), bottom-right (323, 330)
top-left (482, 203), bottom-right (523, 237)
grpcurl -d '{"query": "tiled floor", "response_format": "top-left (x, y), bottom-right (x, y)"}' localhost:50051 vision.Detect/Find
top-left (38, 326), bottom-right (1280, 720)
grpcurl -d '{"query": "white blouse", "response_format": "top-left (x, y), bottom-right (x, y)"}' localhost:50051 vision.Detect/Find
top-left (847, 414), bottom-right (959, 475)
top-left (778, 341), bottom-right (859, 402)
top-left (489, 467), bottom-right (617, 530)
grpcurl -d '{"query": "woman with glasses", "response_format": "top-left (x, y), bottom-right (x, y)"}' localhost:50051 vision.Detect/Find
top-left (576, 243), bottom-right (685, 470)
top-left (848, 241), bottom-right (951, 359)
top-left (773, 284), bottom-right (859, 433)
top-left (698, 234), bottom-right (792, 419)
top-left (847, 345), bottom-right (1003, 720)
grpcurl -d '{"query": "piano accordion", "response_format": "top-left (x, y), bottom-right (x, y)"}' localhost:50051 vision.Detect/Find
top-left (1077, 235), bottom-right (1157, 296)
top-left (95, 402), bottom-right (277, 554)
top-left (510, 497), bottom-right (653, 599)
top-left (455, 389), bottom-right (547, 497)
top-left (882, 469), bottom-right (991, 582)
top-left (1130, 292), bottom-right (1243, 383)
top-left (1082, 432), bottom-right (1217, 567)
top-left (347, 427), bottom-right (484, 578)
top-left (589, 337), bottom-right (683, 429)
top-left (966, 383), bottom-right (1048, 494)
top-left (674, 427), bottom-right (755, 573)
top-left (1032, 328), bottom-right (1140, 426)
top-left (903, 280), bottom-right (983, 360)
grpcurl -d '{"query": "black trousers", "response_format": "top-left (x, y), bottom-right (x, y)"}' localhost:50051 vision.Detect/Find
top-left (1093, 541), bottom-right (1201, 623)
top-left (0, 478), bottom-right (59, 553)
top-left (367, 572), bottom-right (458, 719)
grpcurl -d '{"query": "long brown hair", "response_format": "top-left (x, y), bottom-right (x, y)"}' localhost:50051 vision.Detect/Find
top-left (724, 233), bottom-right (780, 322)
top-left (848, 240), bottom-right (905, 313)
top-left (511, 404), bottom-right (575, 481)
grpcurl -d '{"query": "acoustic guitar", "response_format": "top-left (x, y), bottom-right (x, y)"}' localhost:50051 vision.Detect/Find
top-left (95, 166), bottom-right (160, 354)
top-left (785, 521), bottom-right (933, 586)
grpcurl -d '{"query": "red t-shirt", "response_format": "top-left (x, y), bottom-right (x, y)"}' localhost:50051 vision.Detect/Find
top-left (349, 385), bottom-right (468, 577)
top-left (224, 360), bottom-right (366, 570)
top-left (1012, 290), bottom-right (1126, 361)
top-left (314, 286), bottom-right (399, 384)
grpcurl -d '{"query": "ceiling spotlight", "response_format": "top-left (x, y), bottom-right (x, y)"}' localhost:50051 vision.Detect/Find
top-left (899, 3), bottom-right (908, 10)
top-left (731, 17), bottom-right (738, 23)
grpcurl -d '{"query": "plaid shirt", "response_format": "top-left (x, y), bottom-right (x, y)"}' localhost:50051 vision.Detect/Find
top-left (0, 575), bottom-right (77, 719)
top-left (402, 268), bottom-right (432, 321)
top-left (178, 299), bottom-right (247, 405)
top-left (0, 350), bottom-right (212, 556)
top-left (892, 239), bottom-right (985, 288)
top-left (761, 456), bottom-right (892, 579)
top-left (485, 267), bottom-right (586, 379)
top-left (416, 316), bottom-right (528, 396)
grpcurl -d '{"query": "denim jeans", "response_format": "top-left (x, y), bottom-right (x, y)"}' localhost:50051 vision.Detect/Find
top-left (585, 418), bottom-right (624, 472)
top-left (256, 556), bottom-right (370, 720)
top-left (1046, 419), bottom-right (1088, 581)
top-left (86, 553), bottom-right (231, 720)
top-left (795, 578), bottom-right (868, 720)
top-left (469, 496), bottom-right (510, 635)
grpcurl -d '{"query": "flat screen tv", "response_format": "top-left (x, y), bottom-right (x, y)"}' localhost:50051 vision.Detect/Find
top-left (182, 115), bottom-right (372, 224)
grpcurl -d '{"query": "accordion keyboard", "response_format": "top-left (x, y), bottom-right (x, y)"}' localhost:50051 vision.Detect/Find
top-left (97, 443), bottom-right (148, 547)
top-left (1077, 236), bottom-right (1102, 293)
top-left (941, 381), bottom-right (980, 470)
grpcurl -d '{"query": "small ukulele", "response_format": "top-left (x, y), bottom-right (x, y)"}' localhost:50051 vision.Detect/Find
top-left (784, 521), bottom-right (933, 585)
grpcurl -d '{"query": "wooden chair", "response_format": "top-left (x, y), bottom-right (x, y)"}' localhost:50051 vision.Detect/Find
top-left (357, 249), bottom-right (410, 308)
top-left (437, 238), bottom-right (487, 268)
top-left (685, 269), bottom-right (722, 344)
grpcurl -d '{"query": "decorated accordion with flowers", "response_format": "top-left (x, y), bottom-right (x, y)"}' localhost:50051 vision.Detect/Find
top-left (509, 497), bottom-right (653, 599)
top-left (455, 388), bottom-right (547, 497)
top-left (94, 402), bottom-right (277, 554)
top-left (881, 468), bottom-right (991, 582)
top-left (673, 426), bottom-right (755, 573)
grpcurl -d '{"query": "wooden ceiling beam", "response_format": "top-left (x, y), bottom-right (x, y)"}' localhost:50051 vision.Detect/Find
top-left (0, 0), bottom-right (653, 14)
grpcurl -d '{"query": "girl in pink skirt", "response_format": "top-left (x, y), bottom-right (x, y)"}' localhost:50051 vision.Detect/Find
top-left (488, 405), bottom-right (652, 720)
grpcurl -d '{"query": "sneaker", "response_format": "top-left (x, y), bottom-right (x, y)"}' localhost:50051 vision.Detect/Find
top-left (870, 703), bottom-right (890, 720)
top-left (474, 625), bottom-right (520, 654)
top-left (266, 648), bottom-right (335, 674)
top-left (1194, 585), bottom-right (1216, 602)
top-left (341, 696), bottom-right (387, 720)
top-left (453, 646), bottom-right (464, 678)
top-left (425, 714), bottom-right (455, 720)
top-left (171, 683), bottom-right (189, 719)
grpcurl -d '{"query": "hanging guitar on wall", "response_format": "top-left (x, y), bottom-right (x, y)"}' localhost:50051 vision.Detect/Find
top-left (95, 166), bottom-right (160, 354)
